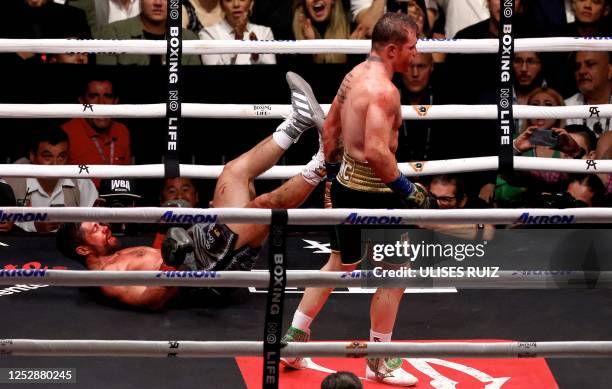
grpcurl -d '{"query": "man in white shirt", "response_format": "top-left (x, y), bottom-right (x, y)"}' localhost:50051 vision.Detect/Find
top-left (565, 51), bottom-right (612, 135)
top-left (5, 126), bottom-right (97, 233)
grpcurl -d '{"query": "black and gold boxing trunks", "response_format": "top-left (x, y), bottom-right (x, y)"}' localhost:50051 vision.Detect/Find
top-left (330, 153), bottom-right (407, 265)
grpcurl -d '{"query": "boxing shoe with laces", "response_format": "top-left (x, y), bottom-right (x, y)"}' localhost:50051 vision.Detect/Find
top-left (275, 72), bottom-right (325, 144)
top-left (279, 326), bottom-right (310, 370)
top-left (366, 357), bottom-right (418, 386)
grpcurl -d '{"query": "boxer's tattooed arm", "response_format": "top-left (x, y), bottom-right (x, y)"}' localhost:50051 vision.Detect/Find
top-left (336, 73), bottom-right (354, 105)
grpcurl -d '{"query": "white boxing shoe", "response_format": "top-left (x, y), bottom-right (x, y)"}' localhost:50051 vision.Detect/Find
top-left (276, 72), bottom-right (325, 144)
top-left (280, 326), bottom-right (310, 370)
top-left (366, 357), bottom-right (418, 386)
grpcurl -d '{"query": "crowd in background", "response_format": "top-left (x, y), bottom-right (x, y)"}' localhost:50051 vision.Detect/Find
top-left (0, 0), bottom-right (611, 234)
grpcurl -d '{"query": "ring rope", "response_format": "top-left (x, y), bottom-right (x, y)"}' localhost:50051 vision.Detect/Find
top-left (0, 103), bottom-right (609, 120)
top-left (0, 157), bottom-right (609, 179)
top-left (0, 37), bottom-right (610, 54)
top-left (0, 269), bottom-right (609, 289)
top-left (0, 207), bottom-right (608, 224)
top-left (1, 339), bottom-right (611, 359)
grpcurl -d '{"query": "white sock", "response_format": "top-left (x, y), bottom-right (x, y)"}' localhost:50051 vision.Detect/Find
top-left (273, 128), bottom-right (294, 150)
top-left (291, 310), bottom-right (313, 332)
top-left (370, 329), bottom-right (392, 343)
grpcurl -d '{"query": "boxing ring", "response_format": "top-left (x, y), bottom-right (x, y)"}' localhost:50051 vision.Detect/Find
top-left (1, 23), bottom-right (612, 389)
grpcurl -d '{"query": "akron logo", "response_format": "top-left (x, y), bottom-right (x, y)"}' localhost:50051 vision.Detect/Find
top-left (412, 105), bottom-right (431, 117)
top-left (409, 162), bottom-right (425, 172)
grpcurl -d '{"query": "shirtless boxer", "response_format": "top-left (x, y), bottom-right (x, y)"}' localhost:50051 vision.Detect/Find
top-left (56, 72), bottom-right (326, 310)
top-left (282, 13), bottom-right (432, 386)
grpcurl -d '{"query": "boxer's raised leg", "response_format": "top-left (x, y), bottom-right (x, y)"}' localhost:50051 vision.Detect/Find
top-left (212, 72), bottom-right (324, 209)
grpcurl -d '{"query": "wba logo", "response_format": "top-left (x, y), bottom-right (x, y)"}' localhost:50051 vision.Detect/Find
top-left (111, 180), bottom-right (130, 191)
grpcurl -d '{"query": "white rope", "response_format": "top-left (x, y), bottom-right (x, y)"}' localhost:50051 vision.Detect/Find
top-left (0, 206), bottom-right (609, 224)
top-left (0, 103), bottom-right (610, 120)
top-left (0, 269), bottom-right (608, 289)
top-left (0, 37), bottom-right (610, 54)
top-left (0, 157), bottom-right (609, 179)
top-left (1, 339), bottom-right (611, 358)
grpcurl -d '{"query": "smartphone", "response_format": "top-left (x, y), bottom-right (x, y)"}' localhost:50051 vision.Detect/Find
top-left (530, 128), bottom-right (559, 148)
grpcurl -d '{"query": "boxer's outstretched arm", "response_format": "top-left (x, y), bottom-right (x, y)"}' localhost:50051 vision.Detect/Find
top-left (363, 90), bottom-right (401, 183)
top-left (100, 259), bottom-right (178, 310)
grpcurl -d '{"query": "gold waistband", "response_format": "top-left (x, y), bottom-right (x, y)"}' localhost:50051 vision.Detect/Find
top-left (336, 153), bottom-right (392, 193)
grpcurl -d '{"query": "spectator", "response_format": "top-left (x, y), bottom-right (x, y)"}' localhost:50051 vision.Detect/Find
top-left (514, 52), bottom-right (545, 105)
top-left (565, 51), bottom-right (611, 135)
top-left (566, 0), bottom-right (611, 37)
top-left (200, 0), bottom-right (275, 65)
top-left (349, 0), bottom-right (435, 38)
top-left (0, 180), bottom-right (17, 233)
top-left (4, 127), bottom-right (97, 233)
top-left (349, 0), bottom-right (384, 38)
top-left (62, 78), bottom-right (132, 169)
top-left (513, 52), bottom-right (547, 130)
top-left (565, 174), bottom-right (606, 206)
top-left (538, 174), bottom-right (606, 207)
top-left (160, 177), bottom-right (200, 207)
top-left (420, 175), bottom-right (495, 240)
top-left (503, 124), bottom-right (594, 207)
top-left (292, 0), bottom-right (361, 64)
top-left (496, 87), bottom-right (570, 207)
top-left (95, 0), bottom-right (202, 65)
top-left (321, 371), bottom-right (363, 389)
top-left (152, 177), bottom-right (200, 249)
top-left (90, 0), bottom-right (141, 28)
top-left (395, 51), bottom-right (452, 161)
top-left (47, 36), bottom-right (90, 64)
top-left (97, 178), bottom-right (142, 236)
top-left (437, 0), bottom-right (489, 39)
top-left (520, 86), bottom-right (566, 132)
top-left (0, 0), bottom-right (90, 64)
top-left (182, 0), bottom-right (223, 33)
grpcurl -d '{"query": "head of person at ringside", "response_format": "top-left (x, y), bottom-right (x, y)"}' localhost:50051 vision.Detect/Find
top-left (513, 52), bottom-right (544, 93)
top-left (574, 51), bottom-right (612, 102)
top-left (487, 0), bottom-right (523, 24)
top-left (400, 51), bottom-right (433, 96)
top-left (24, 0), bottom-right (49, 7)
top-left (56, 222), bottom-right (121, 264)
top-left (140, 0), bottom-right (168, 33)
top-left (221, 0), bottom-right (254, 29)
top-left (523, 86), bottom-right (566, 131)
top-left (428, 174), bottom-right (467, 209)
top-left (160, 177), bottom-right (199, 207)
top-left (370, 12), bottom-right (418, 74)
top-left (540, 174), bottom-right (605, 207)
top-left (47, 37), bottom-right (89, 64)
top-left (564, 124), bottom-right (598, 159)
top-left (320, 371), bottom-right (363, 389)
top-left (78, 78), bottom-right (119, 134)
top-left (29, 126), bottom-right (70, 166)
top-left (572, 0), bottom-right (610, 25)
